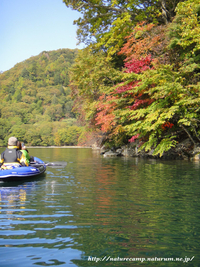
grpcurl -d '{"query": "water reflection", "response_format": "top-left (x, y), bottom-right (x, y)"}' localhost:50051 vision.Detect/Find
top-left (0, 181), bottom-right (41, 214)
top-left (0, 148), bottom-right (199, 266)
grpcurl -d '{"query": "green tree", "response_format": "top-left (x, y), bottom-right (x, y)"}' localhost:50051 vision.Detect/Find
top-left (9, 126), bottom-right (26, 142)
top-left (29, 61), bottom-right (38, 81)
top-left (39, 123), bottom-right (54, 146)
top-left (63, 0), bottom-right (181, 59)
top-left (54, 72), bottom-right (61, 85)
top-left (55, 126), bottom-right (82, 146)
top-left (168, 0), bottom-right (200, 84)
top-left (21, 68), bottom-right (30, 78)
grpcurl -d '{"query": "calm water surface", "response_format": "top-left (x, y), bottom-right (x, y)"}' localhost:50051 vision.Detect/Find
top-left (0, 148), bottom-right (199, 267)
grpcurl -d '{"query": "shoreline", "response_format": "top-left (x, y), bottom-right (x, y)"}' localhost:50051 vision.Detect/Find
top-left (26, 146), bottom-right (91, 149)
top-left (0, 146), bottom-right (92, 149)
top-left (1, 143), bottom-right (200, 160)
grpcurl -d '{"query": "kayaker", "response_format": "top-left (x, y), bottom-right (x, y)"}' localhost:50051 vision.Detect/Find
top-left (0, 137), bottom-right (29, 167)
top-left (20, 143), bottom-right (31, 165)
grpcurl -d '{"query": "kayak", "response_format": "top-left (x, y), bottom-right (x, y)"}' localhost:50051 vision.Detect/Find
top-left (0, 157), bottom-right (46, 182)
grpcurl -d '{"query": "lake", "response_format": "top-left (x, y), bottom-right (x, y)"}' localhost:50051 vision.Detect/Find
top-left (0, 148), bottom-right (199, 266)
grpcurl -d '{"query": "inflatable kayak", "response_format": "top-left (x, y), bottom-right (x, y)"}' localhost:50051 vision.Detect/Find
top-left (0, 157), bottom-right (46, 182)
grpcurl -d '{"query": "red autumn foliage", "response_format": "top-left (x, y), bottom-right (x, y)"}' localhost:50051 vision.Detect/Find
top-left (116, 81), bottom-right (138, 94)
top-left (124, 55), bottom-right (152, 74)
top-left (161, 122), bottom-right (174, 130)
top-left (128, 134), bottom-right (140, 143)
top-left (95, 55), bottom-right (154, 133)
top-left (129, 98), bottom-right (154, 110)
top-left (116, 55), bottom-right (152, 96)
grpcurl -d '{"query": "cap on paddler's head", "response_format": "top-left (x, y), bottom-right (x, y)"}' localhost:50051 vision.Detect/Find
top-left (8, 136), bottom-right (18, 146)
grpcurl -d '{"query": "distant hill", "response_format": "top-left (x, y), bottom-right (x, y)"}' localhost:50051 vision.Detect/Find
top-left (0, 48), bottom-right (83, 146)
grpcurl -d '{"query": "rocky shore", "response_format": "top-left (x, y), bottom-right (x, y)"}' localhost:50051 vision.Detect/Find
top-left (93, 138), bottom-right (200, 161)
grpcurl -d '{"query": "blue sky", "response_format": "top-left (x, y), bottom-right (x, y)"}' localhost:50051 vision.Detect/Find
top-left (0, 0), bottom-right (84, 72)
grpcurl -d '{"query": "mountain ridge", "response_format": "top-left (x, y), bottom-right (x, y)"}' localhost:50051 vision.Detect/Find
top-left (0, 48), bottom-right (83, 146)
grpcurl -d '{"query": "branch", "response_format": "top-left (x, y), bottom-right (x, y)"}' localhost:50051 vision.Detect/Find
top-left (180, 124), bottom-right (196, 146)
top-left (192, 118), bottom-right (200, 124)
top-left (160, 0), bottom-right (170, 24)
top-left (192, 125), bottom-right (200, 143)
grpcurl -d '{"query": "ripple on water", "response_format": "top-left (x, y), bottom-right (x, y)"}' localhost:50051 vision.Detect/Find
top-left (0, 149), bottom-right (199, 266)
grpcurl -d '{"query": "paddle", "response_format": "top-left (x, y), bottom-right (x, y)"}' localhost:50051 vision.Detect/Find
top-left (45, 162), bottom-right (67, 168)
top-left (30, 162), bottom-right (67, 168)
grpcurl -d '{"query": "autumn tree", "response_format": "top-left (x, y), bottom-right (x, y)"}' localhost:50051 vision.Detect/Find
top-left (69, 48), bottom-right (121, 125)
top-left (87, 0), bottom-right (199, 155)
top-left (63, 0), bottom-right (182, 61)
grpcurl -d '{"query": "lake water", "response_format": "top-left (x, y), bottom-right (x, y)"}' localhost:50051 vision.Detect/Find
top-left (0, 148), bottom-right (199, 267)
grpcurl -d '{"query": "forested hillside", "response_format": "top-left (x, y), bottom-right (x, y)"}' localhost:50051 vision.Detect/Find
top-left (66, 0), bottom-right (200, 156)
top-left (0, 49), bottom-right (83, 146)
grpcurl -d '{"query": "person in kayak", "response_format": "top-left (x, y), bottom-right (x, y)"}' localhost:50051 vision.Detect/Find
top-left (20, 142), bottom-right (31, 165)
top-left (0, 137), bottom-right (29, 167)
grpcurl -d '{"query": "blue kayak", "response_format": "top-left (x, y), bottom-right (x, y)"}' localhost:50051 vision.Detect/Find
top-left (0, 157), bottom-right (46, 182)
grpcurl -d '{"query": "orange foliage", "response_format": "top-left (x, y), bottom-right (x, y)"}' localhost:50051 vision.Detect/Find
top-left (119, 22), bottom-right (169, 65)
top-left (95, 94), bottom-right (118, 132)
